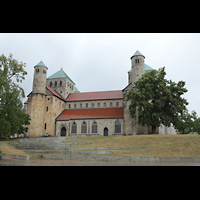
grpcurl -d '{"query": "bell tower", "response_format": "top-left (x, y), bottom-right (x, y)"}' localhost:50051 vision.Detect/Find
top-left (32, 61), bottom-right (48, 94)
top-left (28, 61), bottom-right (48, 137)
top-left (130, 50), bottom-right (145, 87)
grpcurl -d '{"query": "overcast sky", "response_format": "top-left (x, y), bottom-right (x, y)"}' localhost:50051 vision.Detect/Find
top-left (1, 33), bottom-right (200, 116)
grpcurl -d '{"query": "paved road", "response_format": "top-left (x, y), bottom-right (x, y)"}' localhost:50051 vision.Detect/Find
top-left (1, 157), bottom-right (200, 166)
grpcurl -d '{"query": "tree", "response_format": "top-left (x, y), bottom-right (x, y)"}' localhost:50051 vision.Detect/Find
top-left (126, 67), bottom-right (188, 134)
top-left (0, 53), bottom-right (30, 139)
top-left (176, 110), bottom-right (197, 134)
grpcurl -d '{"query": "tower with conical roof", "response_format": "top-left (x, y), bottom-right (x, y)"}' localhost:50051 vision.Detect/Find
top-left (27, 61), bottom-right (48, 137)
top-left (130, 50), bottom-right (145, 87)
top-left (32, 60), bottom-right (48, 94)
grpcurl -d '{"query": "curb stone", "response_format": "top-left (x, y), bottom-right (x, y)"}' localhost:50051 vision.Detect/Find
top-left (0, 153), bottom-right (29, 161)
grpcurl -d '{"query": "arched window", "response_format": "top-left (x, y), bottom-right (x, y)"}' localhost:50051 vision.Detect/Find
top-left (116, 102), bottom-right (119, 107)
top-left (115, 120), bottom-right (121, 133)
top-left (61, 127), bottom-right (66, 136)
top-left (92, 103), bottom-right (94, 108)
top-left (81, 121), bottom-right (87, 133)
top-left (71, 122), bottom-right (77, 133)
top-left (110, 102), bottom-right (113, 108)
top-left (104, 102), bottom-right (106, 108)
top-left (98, 103), bottom-right (100, 108)
top-left (92, 121), bottom-right (97, 134)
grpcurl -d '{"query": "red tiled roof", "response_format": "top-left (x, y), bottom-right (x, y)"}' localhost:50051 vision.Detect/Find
top-left (56, 107), bottom-right (124, 121)
top-left (66, 90), bottom-right (123, 102)
top-left (46, 86), bottom-right (65, 101)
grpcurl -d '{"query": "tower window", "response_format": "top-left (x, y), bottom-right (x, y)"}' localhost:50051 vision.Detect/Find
top-left (43, 70), bottom-right (46, 74)
top-left (44, 123), bottom-right (47, 130)
top-left (135, 59), bottom-right (139, 64)
top-left (50, 82), bottom-right (52, 87)
top-left (36, 69), bottom-right (39, 73)
top-left (55, 81), bottom-right (57, 86)
top-left (60, 81), bottom-right (62, 86)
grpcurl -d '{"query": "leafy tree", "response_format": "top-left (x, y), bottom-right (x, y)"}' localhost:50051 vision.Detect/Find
top-left (193, 117), bottom-right (200, 134)
top-left (0, 53), bottom-right (30, 140)
top-left (176, 110), bottom-right (197, 134)
top-left (126, 67), bottom-right (188, 134)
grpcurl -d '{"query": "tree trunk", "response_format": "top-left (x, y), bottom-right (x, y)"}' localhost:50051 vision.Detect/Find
top-left (152, 125), bottom-right (157, 134)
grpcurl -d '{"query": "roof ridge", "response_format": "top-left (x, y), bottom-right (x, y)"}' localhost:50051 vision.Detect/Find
top-left (46, 86), bottom-right (65, 101)
top-left (73, 90), bottom-right (122, 94)
top-left (47, 68), bottom-right (75, 84)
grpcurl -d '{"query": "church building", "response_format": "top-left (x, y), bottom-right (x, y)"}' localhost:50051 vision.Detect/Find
top-left (24, 50), bottom-right (176, 137)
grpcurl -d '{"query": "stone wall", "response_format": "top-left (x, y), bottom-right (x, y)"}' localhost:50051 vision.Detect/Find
top-left (56, 118), bottom-right (124, 137)
top-left (66, 99), bottom-right (123, 110)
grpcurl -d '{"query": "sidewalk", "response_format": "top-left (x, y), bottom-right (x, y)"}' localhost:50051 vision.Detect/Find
top-left (1, 157), bottom-right (200, 166)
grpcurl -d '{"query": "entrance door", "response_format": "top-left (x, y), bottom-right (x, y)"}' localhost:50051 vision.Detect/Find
top-left (104, 127), bottom-right (108, 136)
top-left (61, 127), bottom-right (66, 137)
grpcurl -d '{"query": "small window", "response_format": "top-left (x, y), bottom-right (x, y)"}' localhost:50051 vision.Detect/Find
top-left (98, 103), bottom-right (100, 108)
top-left (104, 102), bottom-right (106, 108)
top-left (80, 103), bottom-right (82, 109)
top-left (92, 103), bottom-right (94, 108)
top-left (60, 81), bottom-right (62, 86)
top-left (44, 123), bottom-right (47, 130)
top-left (135, 59), bottom-right (139, 64)
top-left (110, 102), bottom-right (113, 108)
top-left (69, 104), bottom-right (71, 109)
top-left (74, 104), bottom-right (76, 109)
top-left (46, 106), bottom-right (48, 111)
top-left (55, 81), bottom-right (57, 86)
top-left (43, 70), bottom-right (46, 74)
top-left (36, 69), bottom-right (39, 73)
top-left (116, 102), bottom-right (119, 107)
top-left (50, 82), bottom-right (52, 87)
top-left (86, 103), bottom-right (88, 108)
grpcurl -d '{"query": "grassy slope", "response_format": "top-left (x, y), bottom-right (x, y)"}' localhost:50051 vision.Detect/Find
top-left (68, 135), bottom-right (200, 157)
top-left (1, 135), bottom-right (200, 158)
